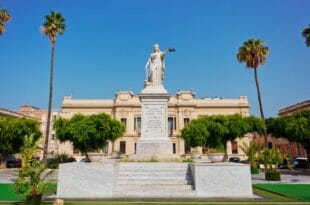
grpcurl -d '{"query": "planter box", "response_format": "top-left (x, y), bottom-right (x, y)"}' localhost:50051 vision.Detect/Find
top-left (265, 172), bottom-right (281, 181)
top-left (111, 152), bottom-right (121, 159)
top-left (26, 194), bottom-right (42, 205)
top-left (251, 167), bottom-right (259, 174)
top-left (87, 153), bottom-right (104, 162)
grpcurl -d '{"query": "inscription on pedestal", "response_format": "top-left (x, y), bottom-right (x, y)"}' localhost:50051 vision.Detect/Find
top-left (144, 105), bottom-right (164, 136)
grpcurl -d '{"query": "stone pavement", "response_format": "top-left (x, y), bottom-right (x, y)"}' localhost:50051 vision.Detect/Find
top-left (0, 168), bottom-right (18, 183)
top-left (252, 169), bottom-right (310, 184)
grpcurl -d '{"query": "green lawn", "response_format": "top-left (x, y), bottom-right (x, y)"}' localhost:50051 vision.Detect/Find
top-left (0, 182), bottom-right (57, 202)
top-left (254, 184), bottom-right (310, 202)
top-left (0, 184), bottom-right (23, 201)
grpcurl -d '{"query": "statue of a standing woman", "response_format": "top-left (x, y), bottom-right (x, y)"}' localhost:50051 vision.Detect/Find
top-left (145, 44), bottom-right (175, 87)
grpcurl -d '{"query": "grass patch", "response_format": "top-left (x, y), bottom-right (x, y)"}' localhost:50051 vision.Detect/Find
top-left (254, 184), bottom-right (310, 202)
top-left (0, 184), bottom-right (23, 201)
top-left (0, 182), bottom-right (56, 202)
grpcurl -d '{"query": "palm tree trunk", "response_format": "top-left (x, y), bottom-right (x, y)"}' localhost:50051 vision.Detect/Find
top-left (43, 43), bottom-right (55, 161)
top-left (253, 68), bottom-right (268, 148)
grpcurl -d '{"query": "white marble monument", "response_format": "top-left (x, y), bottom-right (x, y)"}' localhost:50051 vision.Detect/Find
top-left (135, 44), bottom-right (175, 158)
top-left (57, 44), bottom-right (254, 199)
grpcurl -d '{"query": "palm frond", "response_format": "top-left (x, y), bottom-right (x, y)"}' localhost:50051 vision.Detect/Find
top-left (41, 11), bottom-right (66, 44)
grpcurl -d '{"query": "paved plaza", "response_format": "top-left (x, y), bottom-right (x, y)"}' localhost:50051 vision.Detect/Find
top-left (0, 168), bottom-right (18, 183)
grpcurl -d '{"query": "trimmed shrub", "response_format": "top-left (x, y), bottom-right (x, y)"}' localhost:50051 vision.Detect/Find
top-left (47, 154), bottom-right (76, 169)
top-left (265, 172), bottom-right (281, 181)
top-left (251, 167), bottom-right (260, 174)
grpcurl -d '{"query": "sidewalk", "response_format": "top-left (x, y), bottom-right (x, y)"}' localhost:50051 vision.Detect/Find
top-left (0, 169), bottom-right (18, 183)
top-left (252, 169), bottom-right (310, 184)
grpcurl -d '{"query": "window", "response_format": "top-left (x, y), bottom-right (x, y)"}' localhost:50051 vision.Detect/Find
top-left (121, 118), bottom-right (127, 129)
top-left (134, 117), bottom-right (141, 132)
top-left (168, 117), bottom-right (176, 136)
top-left (52, 123), bottom-right (55, 131)
top-left (232, 141), bottom-right (238, 154)
top-left (173, 143), bottom-right (176, 154)
top-left (134, 143), bottom-right (137, 154)
top-left (184, 118), bottom-right (190, 126)
top-left (120, 141), bottom-right (126, 154)
top-left (185, 143), bottom-right (191, 154)
top-left (268, 142), bottom-right (273, 149)
top-left (202, 146), bottom-right (208, 154)
top-left (51, 134), bottom-right (55, 140)
top-left (73, 148), bottom-right (80, 154)
top-left (52, 115), bottom-right (57, 120)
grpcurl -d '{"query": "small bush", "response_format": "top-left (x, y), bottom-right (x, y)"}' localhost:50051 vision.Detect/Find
top-left (182, 158), bottom-right (194, 163)
top-left (47, 154), bottom-right (76, 169)
top-left (265, 172), bottom-right (281, 181)
top-left (251, 167), bottom-right (259, 174)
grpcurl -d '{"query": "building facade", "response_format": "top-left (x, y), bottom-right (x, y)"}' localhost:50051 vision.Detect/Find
top-left (58, 90), bottom-right (252, 159)
top-left (269, 100), bottom-right (310, 158)
top-left (18, 105), bottom-right (61, 157)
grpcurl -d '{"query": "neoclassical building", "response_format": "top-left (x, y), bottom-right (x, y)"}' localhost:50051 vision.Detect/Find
top-left (58, 90), bottom-right (251, 159)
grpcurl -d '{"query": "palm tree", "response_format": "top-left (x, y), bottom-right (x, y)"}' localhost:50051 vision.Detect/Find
top-left (237, 39), bottom-right (269, 147)
top-left (41, 11), bottom-right (66, 160)
top-left (239, 141), bottom-right (262, 169)
top-left (0, 8), bottom-right (11, 35)
top-left (302, 24), bottom-right (310, 47)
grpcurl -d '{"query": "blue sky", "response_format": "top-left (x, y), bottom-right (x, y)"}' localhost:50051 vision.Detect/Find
top-left (0, 0), bottom-right (309, 117)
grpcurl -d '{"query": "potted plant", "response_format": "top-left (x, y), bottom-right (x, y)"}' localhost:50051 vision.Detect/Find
top-left (258, 148), bottom-right (282, 181)
top-left (14, 135), bottom-right (56, 205)
top-left (55, 113), bottom-right (125, 162)
top-left (111, 148), bottom-right (121, 159)
top-left (239, 141), bottom-right (262, 174)
top-left (207, 145), bottom-right (226, 163)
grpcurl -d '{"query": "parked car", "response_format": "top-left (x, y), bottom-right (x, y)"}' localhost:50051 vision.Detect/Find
top-left (6, 156), bottom-right (22, 168)
top-left (293, 157), bottom-right (309, 169)
top-left (228, 157), bottom-right (241, 163)
top-left (240, 159), bottom-right (249, 164)
top-left (278, 158), bottom-right (293, 169)
top-left (80, 157), bottom-right (91, 163)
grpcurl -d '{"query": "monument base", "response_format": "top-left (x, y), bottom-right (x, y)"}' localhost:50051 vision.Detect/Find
top-left (57, 162), bottom-right (254, 198)
top-left (134, 139), bottom-right (175, 159)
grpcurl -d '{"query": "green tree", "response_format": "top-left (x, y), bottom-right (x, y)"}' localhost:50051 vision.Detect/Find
top-left (302, 24), bottom-right (310, 47)
top-left (237, 39), bottom-right (269, 147)
top-left (0, 8), bottom-right (11, 35)
top-left (41, 11), bottom-right (66, 160)
top-left (181, 119), bottom-right (209, 148)
top-left (55, 113), bottom-right (125, 154)
top-left (0, 117), bottom-right (41, 167)
top-left (181, 115), bottom-right (260, 152)
top-left (246, 116), bottom-right (266, 135)
top-left (266, 110), bottom-right (310, 161)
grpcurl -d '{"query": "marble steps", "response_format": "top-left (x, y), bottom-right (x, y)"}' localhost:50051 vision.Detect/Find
top-left (117, 171), bottom-right (190, 175)
top-left (113, 190), bottom-right (196, 198)
top-left (114, 184), bottom-right (193, 191)
top-left (117, 174), bottom-right (192, 181)
top-left (116, 179), bottom-right (191, 185)
top-left (113, 163), bottom-right (194, 197)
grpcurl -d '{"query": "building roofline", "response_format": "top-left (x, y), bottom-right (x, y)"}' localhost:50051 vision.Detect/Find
top-left (0, 107), bottom-right (37, 119)
top-left (278, 100), bottom-right (310, 115)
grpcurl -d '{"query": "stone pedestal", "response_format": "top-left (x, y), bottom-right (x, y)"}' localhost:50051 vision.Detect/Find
top-left (190, 162), bottom-right (253, 197)
top-left (135, 86), bottom-right (173, 158)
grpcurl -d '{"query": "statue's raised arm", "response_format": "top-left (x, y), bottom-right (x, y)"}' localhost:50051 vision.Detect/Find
top-left (144, 44), bottom-right (175, 88)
